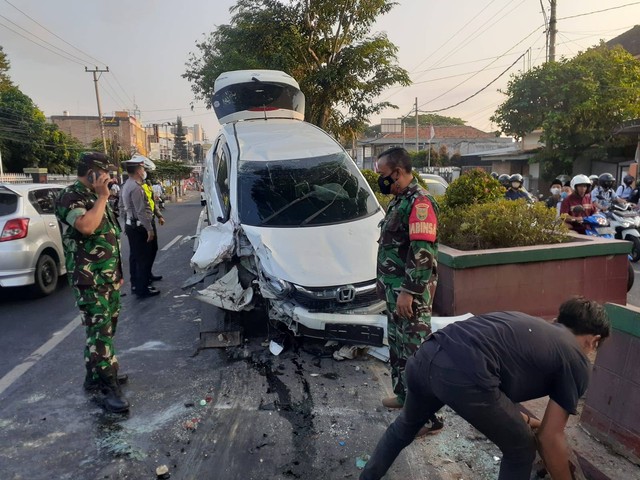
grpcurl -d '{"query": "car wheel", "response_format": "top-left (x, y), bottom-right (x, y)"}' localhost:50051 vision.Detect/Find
top-left (32, 253), bottom-right (59, 297)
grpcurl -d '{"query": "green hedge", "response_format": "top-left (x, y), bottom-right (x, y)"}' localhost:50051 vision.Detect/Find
top-left (439, 198), bottom-right (570, 250)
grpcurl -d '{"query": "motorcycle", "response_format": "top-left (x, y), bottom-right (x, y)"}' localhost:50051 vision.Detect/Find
top-left (582, 212), bottom-right (635, 292)
top-left (605, 203), bottom-right (640, 262)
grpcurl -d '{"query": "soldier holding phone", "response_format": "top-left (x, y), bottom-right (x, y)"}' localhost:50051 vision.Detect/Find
top-left (55, 152), bottom-right (129, 413)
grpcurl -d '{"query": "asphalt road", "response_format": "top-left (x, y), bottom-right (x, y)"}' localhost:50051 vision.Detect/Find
top-left (1, 194), bottom-right (638, 480)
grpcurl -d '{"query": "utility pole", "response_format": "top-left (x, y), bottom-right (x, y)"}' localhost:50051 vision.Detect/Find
top-left (415, 97), bottom-right (419, 154)
top-left (85, 66), bottom-right (109, 154)
top-left (548, 0), bottom-right (557, 62)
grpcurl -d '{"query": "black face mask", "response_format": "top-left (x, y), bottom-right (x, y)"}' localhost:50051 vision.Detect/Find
top-left (378, 174), bottom-right (395, 195)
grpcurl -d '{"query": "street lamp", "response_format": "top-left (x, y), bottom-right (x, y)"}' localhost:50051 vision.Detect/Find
top-left (161, 122), bottom-right (174, 161)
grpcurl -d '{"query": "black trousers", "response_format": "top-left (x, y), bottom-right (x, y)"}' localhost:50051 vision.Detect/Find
top-left (125, 224), bottom-right (153, 292)
top-left (360, 340), bottom-right (537, 480)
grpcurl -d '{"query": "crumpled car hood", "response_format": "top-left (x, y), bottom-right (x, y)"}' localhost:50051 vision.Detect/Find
top-left (241, 212), bottom-right (383, 287)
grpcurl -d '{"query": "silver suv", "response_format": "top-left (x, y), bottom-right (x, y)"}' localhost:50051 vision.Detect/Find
top-left (0, 184), bottom-right (66, 296)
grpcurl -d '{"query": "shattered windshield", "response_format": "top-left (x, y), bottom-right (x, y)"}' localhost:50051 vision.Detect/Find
top-left (237, 152), bottom-right (379, 227)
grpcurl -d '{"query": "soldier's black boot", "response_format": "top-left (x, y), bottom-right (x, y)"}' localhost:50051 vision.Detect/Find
top-left (84, 371), bottom-right (128, 392)
top-left (100, 376), bottom-right (130, 413)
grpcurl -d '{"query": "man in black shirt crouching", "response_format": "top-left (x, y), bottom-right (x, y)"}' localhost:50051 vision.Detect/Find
top-left (360, 296), bottom-right (609, 480)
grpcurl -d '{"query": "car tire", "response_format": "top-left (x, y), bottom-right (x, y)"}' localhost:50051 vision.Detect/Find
top-left (32, 253), bottom-right (59, 297)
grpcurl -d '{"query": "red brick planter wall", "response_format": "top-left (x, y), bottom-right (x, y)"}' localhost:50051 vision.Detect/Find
top-left (581, 303), bottom-right (640, 465)
top-left (434, 234), bottom-right (630, 318)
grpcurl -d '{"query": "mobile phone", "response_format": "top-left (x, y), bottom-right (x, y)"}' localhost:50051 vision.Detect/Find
top-left (88, 170), bottom-right (95, 184)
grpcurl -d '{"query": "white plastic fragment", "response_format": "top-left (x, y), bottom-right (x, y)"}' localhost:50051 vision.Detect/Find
top-left (269, 340), bottom-right (284, 356)
top-left (195, 266), bottom-right (253, 311)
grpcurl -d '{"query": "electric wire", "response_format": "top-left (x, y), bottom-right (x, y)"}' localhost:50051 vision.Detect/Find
top-left (3, 0), bottom-right (106, 66)
top-left (0, 19), bottom-right (85, 66)
top-left (558, 2), bottom-right (640, 21)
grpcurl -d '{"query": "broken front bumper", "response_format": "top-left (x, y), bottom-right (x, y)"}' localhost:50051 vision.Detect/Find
top-left (271, 301), bottom-right (387, 346)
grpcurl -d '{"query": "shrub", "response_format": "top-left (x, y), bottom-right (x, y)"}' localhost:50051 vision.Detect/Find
top-left (442, 169), bottom-right (504, 210)
top-left (439, 199), bottom-right (570, 250)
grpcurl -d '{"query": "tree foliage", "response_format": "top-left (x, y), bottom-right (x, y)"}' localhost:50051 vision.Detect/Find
top-left (401, 114), bottom-right (465, 126)
top-left (0, 47), bottom-right (84, 173)
top-left (184, 0), bottom-right (410, 139)
top-left (173, 116), bottom-right (189, 161)
top-left (153, 160), bottom-right (193, 181)
top-left (491, 43), bottom-right (640, 174)
top-left (0, 46), bottom-right (12, 92)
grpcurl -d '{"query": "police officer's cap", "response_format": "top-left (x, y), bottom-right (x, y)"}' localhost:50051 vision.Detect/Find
top-left (79, 151), bottom-right (117, 171)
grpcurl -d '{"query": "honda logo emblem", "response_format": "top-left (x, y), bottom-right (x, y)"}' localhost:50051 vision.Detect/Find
top-left (336, 285), bottom-right (356, 303)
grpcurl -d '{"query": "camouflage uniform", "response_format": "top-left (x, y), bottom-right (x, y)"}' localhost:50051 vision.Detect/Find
top-left (377, 178), bottom-right (439, 404)
top-left (55, 180), bottom-right (123, 385)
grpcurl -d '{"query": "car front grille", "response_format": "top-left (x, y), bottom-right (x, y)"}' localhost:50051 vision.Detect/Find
top-left (292, 281), bottom-right (381, 312)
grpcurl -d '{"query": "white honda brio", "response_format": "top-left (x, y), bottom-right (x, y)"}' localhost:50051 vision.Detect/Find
top-left (191, 70), bottom-right (386, 346)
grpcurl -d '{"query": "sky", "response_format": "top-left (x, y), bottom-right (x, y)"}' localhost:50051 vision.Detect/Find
top-left (1, 0), bottom-right (639, 141)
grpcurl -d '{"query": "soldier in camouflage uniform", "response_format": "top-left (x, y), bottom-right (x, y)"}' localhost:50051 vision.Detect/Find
top-left (55, 152), bottom-right (129, 413)
top-left (376, 147), bottom-right (442, 435)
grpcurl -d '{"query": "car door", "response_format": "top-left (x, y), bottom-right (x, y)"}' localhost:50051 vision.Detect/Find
top-left (208, 138), bottom-right (232, 224)
top-left (29, 187), bottom-right (64, 258)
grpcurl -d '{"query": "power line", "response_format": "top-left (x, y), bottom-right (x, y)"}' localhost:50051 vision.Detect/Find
top-left (0, 19), bottom-right (85, 66)
top-left (2, 0), bottom-right (135, 110)
top-left (419, 51), bottom-right (528, 114)
top-left (3, 0), bottom-right (106, 66)
top-left (558, 2), bottom-right (640, 21)
top-left (0, 13), bottom-right (91, 65)
top-left (409, 0), bottom-right (502, 74)
top-left (416, 26), bottom-right (544, 111)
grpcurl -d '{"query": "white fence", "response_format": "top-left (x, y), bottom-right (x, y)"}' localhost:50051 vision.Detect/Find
top-left (0, 173), bottom-right (76, 185)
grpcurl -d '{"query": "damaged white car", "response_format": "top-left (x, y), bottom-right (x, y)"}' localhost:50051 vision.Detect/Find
top-left (191, 70), bottom-right (387, 346)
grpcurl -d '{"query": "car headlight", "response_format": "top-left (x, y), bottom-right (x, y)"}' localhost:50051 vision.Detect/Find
top-left (261, 272), bottom-right (293, 299)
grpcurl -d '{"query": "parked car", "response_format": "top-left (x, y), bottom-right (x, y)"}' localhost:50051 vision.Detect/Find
top-left (0, 184), bottom-right (66, 296)
top-left (418, 173), bottom-right (448, 196)
top-left (191, 70), bottom-right (387, 346)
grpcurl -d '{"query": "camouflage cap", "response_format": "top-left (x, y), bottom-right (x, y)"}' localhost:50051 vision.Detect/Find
top-left (79, 151), bottom-right (117, 171)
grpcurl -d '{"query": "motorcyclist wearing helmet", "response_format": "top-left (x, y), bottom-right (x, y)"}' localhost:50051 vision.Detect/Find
top-left (498, 174), bottom-right (510, 190)
top-left (616, 175), bottom-right (635, 201)
top-left (589, 174), bottom-right (599, 190)
top-left (591, 173), bottom-right (626, 212)
top-left (505, 173), bottom-right (532, 201)
top-left (560, 174), bottom-right (594, 234)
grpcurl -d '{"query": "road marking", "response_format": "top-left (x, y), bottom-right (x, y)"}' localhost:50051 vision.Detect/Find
top-left (161, 235), bottom-right (182, 251)
top-left (0, 315), bottom-right (79, 398)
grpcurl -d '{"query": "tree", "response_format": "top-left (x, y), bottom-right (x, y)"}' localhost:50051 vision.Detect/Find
top-left (0, 86), bottom-right (47, 172)
top-left (491, 43), bottom-right (640, 176)
top-left (401, 114), bottom-right (465, 127)
top-left (184, 0), bottom-right (410, 140)
top-left (173, 116), bottom-right (188, 161)
top-left (0, 46), bottom-right (12, 92)
top-left (153, 160), bottom-right (193, 182)
top-left (0, 47), bottom-right (83, 173)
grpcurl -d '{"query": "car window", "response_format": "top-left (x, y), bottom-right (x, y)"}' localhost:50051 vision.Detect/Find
top-left (425, 181), bottom-right (446, 196)
top-left (28, 188), bottom-right (59, 215)
top-left (215, 147), bottom-right (231, 220)
top-left (238, 152), bottom-right (379, 227)
top-left (0, 191), bottom-right (18, 216)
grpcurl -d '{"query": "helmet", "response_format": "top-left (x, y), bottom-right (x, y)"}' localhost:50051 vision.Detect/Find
top-left (624, 174), bottom-right (634, 186)
top-left (498, 174), bottom-right (510, 187)
top-left (509, 173), bottom-right (523, 184)
top-left (588, 174), bottom-right (599, 182)
top-left (598, 173), bottom-right (615, 190)
top-left (570, 174), bottom-right (591, 191)
top-left (490, 172), bottom-right (499, 179)
top-left (129, 154), bottom-right (156, 171)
